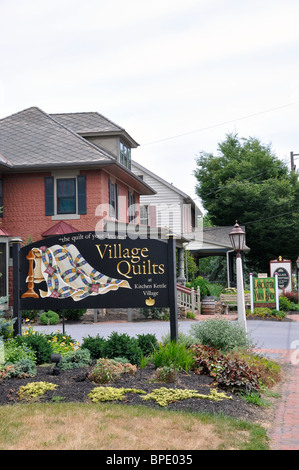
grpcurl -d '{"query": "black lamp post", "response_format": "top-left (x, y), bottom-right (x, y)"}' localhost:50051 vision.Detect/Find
top-left (229, 222), bottom-right (247, 331)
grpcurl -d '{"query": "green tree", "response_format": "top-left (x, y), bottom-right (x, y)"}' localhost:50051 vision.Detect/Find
top-left (195, 134), bottom-right (299, 271)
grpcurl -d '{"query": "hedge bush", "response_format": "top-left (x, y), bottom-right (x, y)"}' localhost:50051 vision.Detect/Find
top-left (81, 334), bottom-right (107, 359)
top-left (39, 310), bottom-right (59, 325)
top-left (14, 333), bottom-right (52, 364)
top-left (190, 318), bottom-right (252, 352)
top-left (102, 332), bottom-right (143, 365)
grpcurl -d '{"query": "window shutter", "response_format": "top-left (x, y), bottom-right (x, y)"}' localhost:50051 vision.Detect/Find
top-left (115, 183), bottom-right (119, 220)
top-left (45, 177), bottom-right (54, 216)
top-left (77, 175), bottom-right (86, 214)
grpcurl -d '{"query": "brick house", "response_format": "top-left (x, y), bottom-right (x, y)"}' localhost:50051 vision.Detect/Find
top-left (0, 107), bottom-right (154, 306)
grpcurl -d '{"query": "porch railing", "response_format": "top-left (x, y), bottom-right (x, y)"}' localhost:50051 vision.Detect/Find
top-left (177, 285), bottom-right (200, 314)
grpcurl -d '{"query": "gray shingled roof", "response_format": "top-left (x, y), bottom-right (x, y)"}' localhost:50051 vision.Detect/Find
top-left (51, 112), bottom-right (139, 147)
top-left (51, 112), bottom-right (122, 134)
top-left (0, 107), bottom-right (114, 168)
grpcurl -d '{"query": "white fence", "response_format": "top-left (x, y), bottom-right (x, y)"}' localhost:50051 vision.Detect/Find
top-left (177, 285), bottom-right (200, 314)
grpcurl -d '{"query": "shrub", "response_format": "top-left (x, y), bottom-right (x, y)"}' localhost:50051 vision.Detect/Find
top-left (88, 358), bottom-right (136, 384)
top-left (0, 296), bottom-right (15, 339)
top-left (161, 331), bottom-right (194, 348)
top-left (192, 344), bottom-right (224, 376)
top-left (45, 332), bottom-right (80, 356)
top-left (152, 366), bottom-right (177, 383)
top-left (213, 356), bottom-right (260, 394)
top-left (15, 332), bottom-right (52, 364)
top-left (271, 309), bottom-right (286, 320)
top-left (88, 386), bottom-right (145, 403)
top-left (4, 339), bottom-right (36, 363)
top-left (81, 334), bottom-right (107, 359)
top-left (279, 296), bottom-right (291, 311)
top-left (0, 359), bottom-right (37, 379)
top-left (140, 307), bottom-right (169, 320)
top-left (251, 307), bottom-right (272, 317)
top-left (187, 276), bottom-right (210, 296)
top-left (192, 345), bottom-right (281, 394)
top-left (59, 348), bottom-right (92, 370)
top-left (152, 341), bottom-right (195, 372)
top-left (39, 310), bottom-right (60, 325)
top-left (55, 308), bottom-right (86, 321)
top-left (18, 381), bottom-right (58, 400)
top-left (102, 332), bottom-right (143, 365)
top-left (136, 334), bottom-right (158, 356)
top-left (190, 318), bottom-right (251, 352)
top-left (284, 291), bottom-right (298, 303)
top-left (230, 351), bottom-right (281, 388)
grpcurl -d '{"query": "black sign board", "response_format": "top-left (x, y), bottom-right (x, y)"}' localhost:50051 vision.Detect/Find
top-left (14, 232), bottom-right (178, 340)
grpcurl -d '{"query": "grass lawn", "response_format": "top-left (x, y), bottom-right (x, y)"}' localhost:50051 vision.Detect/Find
top-left (0, 402), bottom-right (270, 450)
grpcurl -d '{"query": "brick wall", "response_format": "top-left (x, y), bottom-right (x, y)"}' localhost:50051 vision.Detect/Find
top-left (3, 169), bottom-right (140, 242)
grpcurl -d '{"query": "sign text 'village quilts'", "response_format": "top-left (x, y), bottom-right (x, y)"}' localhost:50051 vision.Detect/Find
top-left (20, 232), bottom-right (174, 310)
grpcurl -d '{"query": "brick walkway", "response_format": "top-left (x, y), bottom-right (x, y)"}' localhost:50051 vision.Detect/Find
top-left (259, 348), bottom-right (299, 450)
top-left (256, 313), bottom-right (299, 450)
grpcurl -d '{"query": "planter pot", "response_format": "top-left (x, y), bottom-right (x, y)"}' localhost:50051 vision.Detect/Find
top-left (201, 298), bottom-right (216, 315)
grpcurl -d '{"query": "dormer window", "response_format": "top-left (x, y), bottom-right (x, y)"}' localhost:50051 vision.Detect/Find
top-left (120, 141), bottom-right (131, 170)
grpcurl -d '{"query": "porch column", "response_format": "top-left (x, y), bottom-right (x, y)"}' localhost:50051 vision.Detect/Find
top-left (177, 247), bottom-right (186, 285)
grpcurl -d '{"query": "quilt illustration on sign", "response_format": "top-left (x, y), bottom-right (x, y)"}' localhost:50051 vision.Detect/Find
top-left (23, 244), bottom-right (131, 301)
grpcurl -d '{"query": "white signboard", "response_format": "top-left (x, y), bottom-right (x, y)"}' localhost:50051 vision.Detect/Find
top-left (270, 257), bottom-right (293, 294)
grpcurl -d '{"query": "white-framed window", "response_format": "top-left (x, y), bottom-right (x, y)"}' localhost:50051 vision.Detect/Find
top-left (120, 141), bottom-right (131, 169)
top-left (109, 179), bottom-right (119, 219)
top-left (45, 171), bottom-right (86, 220)
top-left (140, 205), bottom-right (149, 225)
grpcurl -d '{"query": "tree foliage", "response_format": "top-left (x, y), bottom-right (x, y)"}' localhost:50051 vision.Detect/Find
top-left (195, 134), bottom-right (299, 271)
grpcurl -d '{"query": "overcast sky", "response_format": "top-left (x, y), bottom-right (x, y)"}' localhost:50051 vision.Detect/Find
top-left (1, 0), bottom-right (299, 211)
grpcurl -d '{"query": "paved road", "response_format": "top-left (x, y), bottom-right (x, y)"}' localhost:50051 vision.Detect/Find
top-left (30, 319), bottom-right (299, 351)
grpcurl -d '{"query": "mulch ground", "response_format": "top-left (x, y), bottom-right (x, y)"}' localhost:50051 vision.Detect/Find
top-left (0, 362), bottom-right (274, 425)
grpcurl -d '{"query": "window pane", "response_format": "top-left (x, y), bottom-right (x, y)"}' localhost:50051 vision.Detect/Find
top-left (120, 141), bottom-right (131, 169)
top-left (57, 178), bottom-right (76, 214)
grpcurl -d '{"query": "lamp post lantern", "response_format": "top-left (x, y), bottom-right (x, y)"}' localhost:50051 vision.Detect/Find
top-left (229, 222), bottom-right (247, 332)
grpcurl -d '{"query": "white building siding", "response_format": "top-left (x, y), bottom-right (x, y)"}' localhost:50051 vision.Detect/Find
top-left (131, 162), bottom-right (192, 236)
